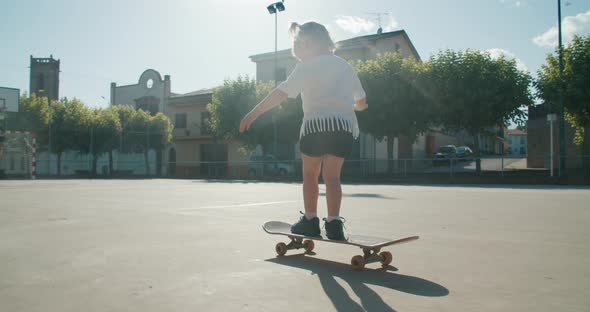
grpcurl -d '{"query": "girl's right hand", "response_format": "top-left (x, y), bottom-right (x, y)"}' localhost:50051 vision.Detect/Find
top-left (354, 98), bottom-right (368, 111)
top-left (239, 112), bottom-right (257, 133)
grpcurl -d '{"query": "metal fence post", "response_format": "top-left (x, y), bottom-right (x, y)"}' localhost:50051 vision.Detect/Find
top-left (404, 159), bottom-right (407, 177)
top-left (501, 154), bottom-right (504, 177)
top-left (90, 127), bottom-right (94, 172)
top-left (450, 158), bottom-right (454, 179)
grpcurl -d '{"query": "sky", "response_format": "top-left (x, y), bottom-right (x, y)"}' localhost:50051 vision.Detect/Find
top-left (1, 0), bottom-right (589, 109)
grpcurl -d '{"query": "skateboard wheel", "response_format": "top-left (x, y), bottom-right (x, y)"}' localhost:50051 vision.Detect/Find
top-left (379, 251), bottom-right (393, 266)
top-left (303, 240), bottom-right (315, 252)
top-left (351, 255), bottom-right (365, 271)
top-left (275, 242), bottom-right (288, 256)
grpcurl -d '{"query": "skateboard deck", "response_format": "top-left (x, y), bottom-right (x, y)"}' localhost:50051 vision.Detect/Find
top-left (263, 221), bottom-right (419, 270)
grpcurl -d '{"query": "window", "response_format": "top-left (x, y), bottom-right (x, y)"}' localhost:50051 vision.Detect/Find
top-left (10, 156), bottom-right (15, 170)
top-left (275, 67), bottom-right (287, 82)
top-left (201, 112), bottom-right (211, 135)
top-left (175, 113), bottom-right (187, 129)
top-left (0, 98), bottom-right (5, 111)
top-left (37, 73), bottom-right (45, 91)
top-left (21, 156), bottom-right (25, 170)
top-left (520, 136), bottom-right (525, 145)
top-left (135, 96), bottom-right (160, 116)
top-left (137, 103), bottom-right (159, 116)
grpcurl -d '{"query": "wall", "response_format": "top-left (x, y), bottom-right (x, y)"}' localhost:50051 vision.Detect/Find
top-left (168, 104), bottom-right (209, 138)
top-left (0, 87), bottom-right (20, 112)
top-left (174, 140), bottom-right (200, 177)
top-left (254, 53), bottom-right (298, 83)
top-left (111, 69), bottom-right (168, 113)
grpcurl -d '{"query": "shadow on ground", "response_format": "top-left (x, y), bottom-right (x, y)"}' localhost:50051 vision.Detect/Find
top-left (267, 254), bottom-right (448, 312)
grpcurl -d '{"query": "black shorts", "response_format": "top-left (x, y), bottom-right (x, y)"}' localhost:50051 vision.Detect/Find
top-left (299, 130), bottom-right (353, 158)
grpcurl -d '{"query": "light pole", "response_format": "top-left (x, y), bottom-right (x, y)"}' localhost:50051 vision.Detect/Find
top-left (267, 1), bottom-right (285, 157)
top-left (557, 0), bottom-right (566, 176)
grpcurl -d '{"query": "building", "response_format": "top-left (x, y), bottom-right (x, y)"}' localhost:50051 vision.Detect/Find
top-left (110, 70), bottom-right (248, 177)
top-left (505, 128), bottom-right (527, 156)
top-left (0, 87), bottom-right (25, 177)
top-left (110, 69), bottom-right (171, 115)
top-left (166, 89), bottom-right (246, 177)
top-left (250, 30), bottom-right (420, 83)
top-left (250, 29), bottom-right (497, 172)
top-left (250, 30), bottom-right (422, 169)
top-left (30, 55), bottom-right (60, 102)
top-left (527, 104), bottom-right (581, 169)
top-left (0, 87), bottom-right (19, 113)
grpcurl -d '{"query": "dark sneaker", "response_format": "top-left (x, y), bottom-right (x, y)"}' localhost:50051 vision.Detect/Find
top-left (291, 213), bottom-right (321, 237)
top-left (324, 217), bottom-right (347, 240)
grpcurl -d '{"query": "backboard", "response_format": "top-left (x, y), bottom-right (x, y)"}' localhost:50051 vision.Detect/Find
top-left (0, 87), bottom-right (20, 113)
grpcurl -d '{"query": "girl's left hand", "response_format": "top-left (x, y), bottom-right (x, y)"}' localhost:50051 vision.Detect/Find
top-left (239, 112), bottom-right (257, 133)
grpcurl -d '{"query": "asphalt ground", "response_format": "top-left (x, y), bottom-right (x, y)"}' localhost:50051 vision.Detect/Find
top-left (1, 180), bottom-right (588, 311)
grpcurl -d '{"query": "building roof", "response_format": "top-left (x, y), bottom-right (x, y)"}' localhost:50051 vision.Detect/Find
top-left (249, 49), bottom-right (293, 62)
top-left (168, 88), bottom-right (215, 106)
top-left (249, 29), bottom-right (420, 62)
top-left (170, 88), bottom-right (214, 98)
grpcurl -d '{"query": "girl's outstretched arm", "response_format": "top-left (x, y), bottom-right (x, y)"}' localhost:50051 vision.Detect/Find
top-left (239, 89), bottom-right (288, 133)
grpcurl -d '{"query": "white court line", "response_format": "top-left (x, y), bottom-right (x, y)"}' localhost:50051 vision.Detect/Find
top-left (195, 200), bottom-right (300, 209)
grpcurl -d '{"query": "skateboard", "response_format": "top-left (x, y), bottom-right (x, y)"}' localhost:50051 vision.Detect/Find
top-left (263, 221), bottom-right (419, 270)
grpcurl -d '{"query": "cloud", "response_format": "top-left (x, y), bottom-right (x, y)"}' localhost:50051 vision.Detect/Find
top-left (500, 0), bottom-right (527, 8)
top-left (533, 10), bottom-right (590, 48)
top-left (486, 48), bottom-right (528, 72)
top-left (382, 16), bottom-right (400, 32)
top-left (334, 15), bottom-right (400, 35)
top-left (334, 16), bottom-right (375, 34)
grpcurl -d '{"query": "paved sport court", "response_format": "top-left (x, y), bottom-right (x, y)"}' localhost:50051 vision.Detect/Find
top-left (1, 180), bottom-right (589, 311)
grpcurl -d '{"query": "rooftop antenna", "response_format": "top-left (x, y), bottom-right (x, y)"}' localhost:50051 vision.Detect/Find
top-left (366, 12), bottom-right (390, 34)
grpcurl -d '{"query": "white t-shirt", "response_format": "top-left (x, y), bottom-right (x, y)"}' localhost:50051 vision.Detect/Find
top-left (277, 54), bottom-right (366, 139)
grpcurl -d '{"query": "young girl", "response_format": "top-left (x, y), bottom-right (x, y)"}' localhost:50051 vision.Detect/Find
top-left (239, 21), bottom-right (367, 240)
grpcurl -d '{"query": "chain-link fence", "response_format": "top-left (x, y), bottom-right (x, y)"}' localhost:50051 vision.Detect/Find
top-left (0, 127), bottom-right (168, 178)
top-left (1, 110), bottom-right (588, 182)
top-left (162, 155), bottom-right (590, 182)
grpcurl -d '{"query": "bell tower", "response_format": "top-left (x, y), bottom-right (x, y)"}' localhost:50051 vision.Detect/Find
top-left (30, 55), bottom-right (60, 101)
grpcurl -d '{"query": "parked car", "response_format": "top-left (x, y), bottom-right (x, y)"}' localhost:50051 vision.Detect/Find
top-left (433, 145), bottom-right (458, 166)
top-left (456, 146), bottom-right (474, 161)
top-left (248, 155), bottom-right (295, 177)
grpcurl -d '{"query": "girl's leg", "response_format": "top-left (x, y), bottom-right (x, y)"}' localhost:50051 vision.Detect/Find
top-left (321, 154), bottom-right (345, 217)
top-left (302, 154), bottom-right (323, 217)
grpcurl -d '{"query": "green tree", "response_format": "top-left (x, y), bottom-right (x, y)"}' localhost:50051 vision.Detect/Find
top-left (90, 108), bottom-right (122, 175)
top-left (128, 109), bottom-right (152, 175)
top-left (355, 53), bottom-right (434, 173)
top-left (148, 112), bottom-right (173, 176)
top-left (20, 94), bottom-right (76, 175)
top-left (208, 77), bottom-right (302, 155)
top-left (62, 98), bottom-right (93, 174)
top-left (48, 99), bottom-right (68, 175)
top-left (428, 49), bottom-right (533, 173)
top-left (537, 35), bottom-right (590, 171)
top-left (20, 93), bottom-right (50, 147)
top-left (111, 104), bottom-right (136, 154)
top-left (110, 105), bottom-right (173, 176)
top-left (208, 77), bottom-right (265, 151)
